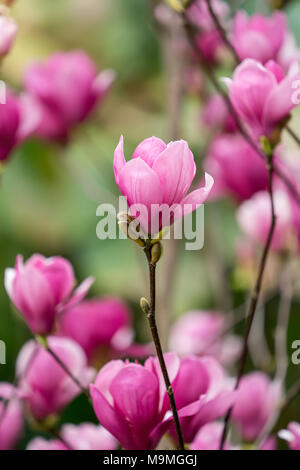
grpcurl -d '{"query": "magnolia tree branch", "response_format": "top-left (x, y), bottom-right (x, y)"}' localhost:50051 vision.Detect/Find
top-left (143, 244), bottom-right (185, 450)
top-left (219, 153), bottom-right (277, 449)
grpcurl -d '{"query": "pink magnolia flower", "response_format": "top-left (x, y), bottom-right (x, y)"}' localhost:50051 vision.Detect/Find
top-left (237, 189), bottom-right (294, 251)
top-left (90, 353), bottom-right (234, 449)
top-left (27, 438), bottom-right (67, 451)
top-left (0, 91), bottom-right (39, 162)
top-left (0, 14), bottom-right (17, 56)
top-left (279, 422), bottom-right (300, 450)
top-left (169, 311), bottom-right (241, 367)
top-left (190, 422), bottom-right (231, 450)
top-left (27, 422), bottom-right (118, 450)
top-left (90, 360), bottom-right (168, 450)
top-left (231, 11), bottom-right (288, 64)
top-left (204, 134), bottom-right (269, 201)
top-left (61, 423), bottom-right (118, 450)
top-left (186, 0), bottom-right (229, 32)
top-left (146, 354), bottom-right (235, 444)
top-left (203, 95), bottom-right (237, 133)
top-left (232, 372), bottom-right (281, 441)
top-left (58, 297), bottom-right (131, 362)
top-left (17, 336), bottom-right (94, 420)
top-left (0, 383), bottom-right (23, 450)
top-left (223, 59), bottom-right (300, 141)
top-left (187, 0), bottom-right (229, 64)
top-left (5, 254), bottom-right (94, 335)
top-left (113, 136), bottom-right (213, 234)
top-left (24, 51), bottom-right (115, 141)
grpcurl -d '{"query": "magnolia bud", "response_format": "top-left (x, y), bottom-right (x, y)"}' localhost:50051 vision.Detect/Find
top-left (151, 242), bottom-right (162, 265)
top-left (118, 221), bottom-right (145, 248)
top-left (140, 297), bottom-right (150, 314)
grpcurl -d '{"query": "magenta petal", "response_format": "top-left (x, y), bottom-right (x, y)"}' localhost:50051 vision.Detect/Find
top-left (42, 257), bottom-right (75, 305)
top-left (172, 357), bottom-right (210, 409)
top-left (13, 266), bottom-right (56, 334)
top-left (175, 173), bottom-right (214, 220)
top-left (90, 384), bottom-right (133, 449)
top-left (152, 140), bottom-right (196, 205)
top-left (264, 74), bottom-right (300, 133)
top-left (132, 137), bottom-right (167, 167)
top-left (61, 276), bottom-right (94, 311)
top-left (118, 157), bottom-right (163, 207)
top-left (109, 364), bottom-right (160, 449)
top-left (113, 135), bottom-right (126, 185)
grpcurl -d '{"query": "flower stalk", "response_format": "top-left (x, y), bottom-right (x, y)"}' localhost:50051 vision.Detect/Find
top-left (142, 241), bottom-right (184, 450)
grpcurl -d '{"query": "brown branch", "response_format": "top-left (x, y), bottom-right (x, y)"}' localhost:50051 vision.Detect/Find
top-left (144, 245), bottom-right (184, 450)
top-left (219, 153), bottom-right (277, 449)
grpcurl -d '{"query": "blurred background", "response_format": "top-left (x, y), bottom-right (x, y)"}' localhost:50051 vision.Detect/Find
top-left (0, 0), bottom-right (300, 448)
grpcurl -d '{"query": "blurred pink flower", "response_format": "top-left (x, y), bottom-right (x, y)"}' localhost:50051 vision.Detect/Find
top-left (223, 59), bottom-right (300, 141)
top-left (203, 95), bottom-right (237, 133)
top-left (190, 422), bottom-right (231, 450)
top-left (204, 134), bottom-right (269, 201)
top-left (187, 0), bottom-right (228, 64)
top-left (0, 383), bottom-right (23, 450)
top-left (90, 353), bottom-right (234, 449)
top-left (5, 254), bottom-right (93, 335)
top-left (27, 422), bottom-right (118, 450)
top-left (237, 189), bottom-right (294, 251)
top-left (169, 311), bottom-right (241, 367)
top-left (186, 0), bottom-right (229, 32)
top-left (232, 372), bottom-right (281, 441)
top-left (24, 51), bottom-right (115, 141)
top-left (58, 297), bottom-right (131, 362)
top-left (279, 422), bottom-right (300, 450)
top-left (195, 30), bottom-right (224, 65)
top-left (27, 438), bottom-right (67, 450)
top-left (61, 423), bottom-right (118, 450)
top-left (113, 136), bottom-right (213, 234)
top-left (17, 337), bottom-right (94, 420)
top-left (231, 11), bottom-right (288, 64)
top-left (0, 14), bottom-right (17, 56)
top-left (0, 91), bottom-right (39, 162)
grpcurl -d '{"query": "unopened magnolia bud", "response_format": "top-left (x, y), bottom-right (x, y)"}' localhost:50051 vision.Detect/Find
top-left (151, 242), bottom-right (162, 265)
top-left (260, 136), bottom-right (273, 158)
top-left (140, 297), bottom-right (150, 314)
top-left (118, 221), bottom-right (145, 247)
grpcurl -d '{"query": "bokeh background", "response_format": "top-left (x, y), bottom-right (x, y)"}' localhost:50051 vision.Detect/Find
top-left (0, 0), bottom-right (300, 448)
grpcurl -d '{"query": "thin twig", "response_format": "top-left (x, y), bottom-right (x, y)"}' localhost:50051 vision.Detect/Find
top-left (220, 153), bottom-right (277, 449)
top-left (44, 343), bottom-right (90, 399)
top-left (144, 245), bottom-right (184, 450)
top-left (204, 0), bottom-right (239, 63)
top-left (286, 126), bottom-right (300, 147)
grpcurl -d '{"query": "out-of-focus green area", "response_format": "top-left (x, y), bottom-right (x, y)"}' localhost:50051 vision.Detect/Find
top-left (0, 0), bottom-right (299, 447)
